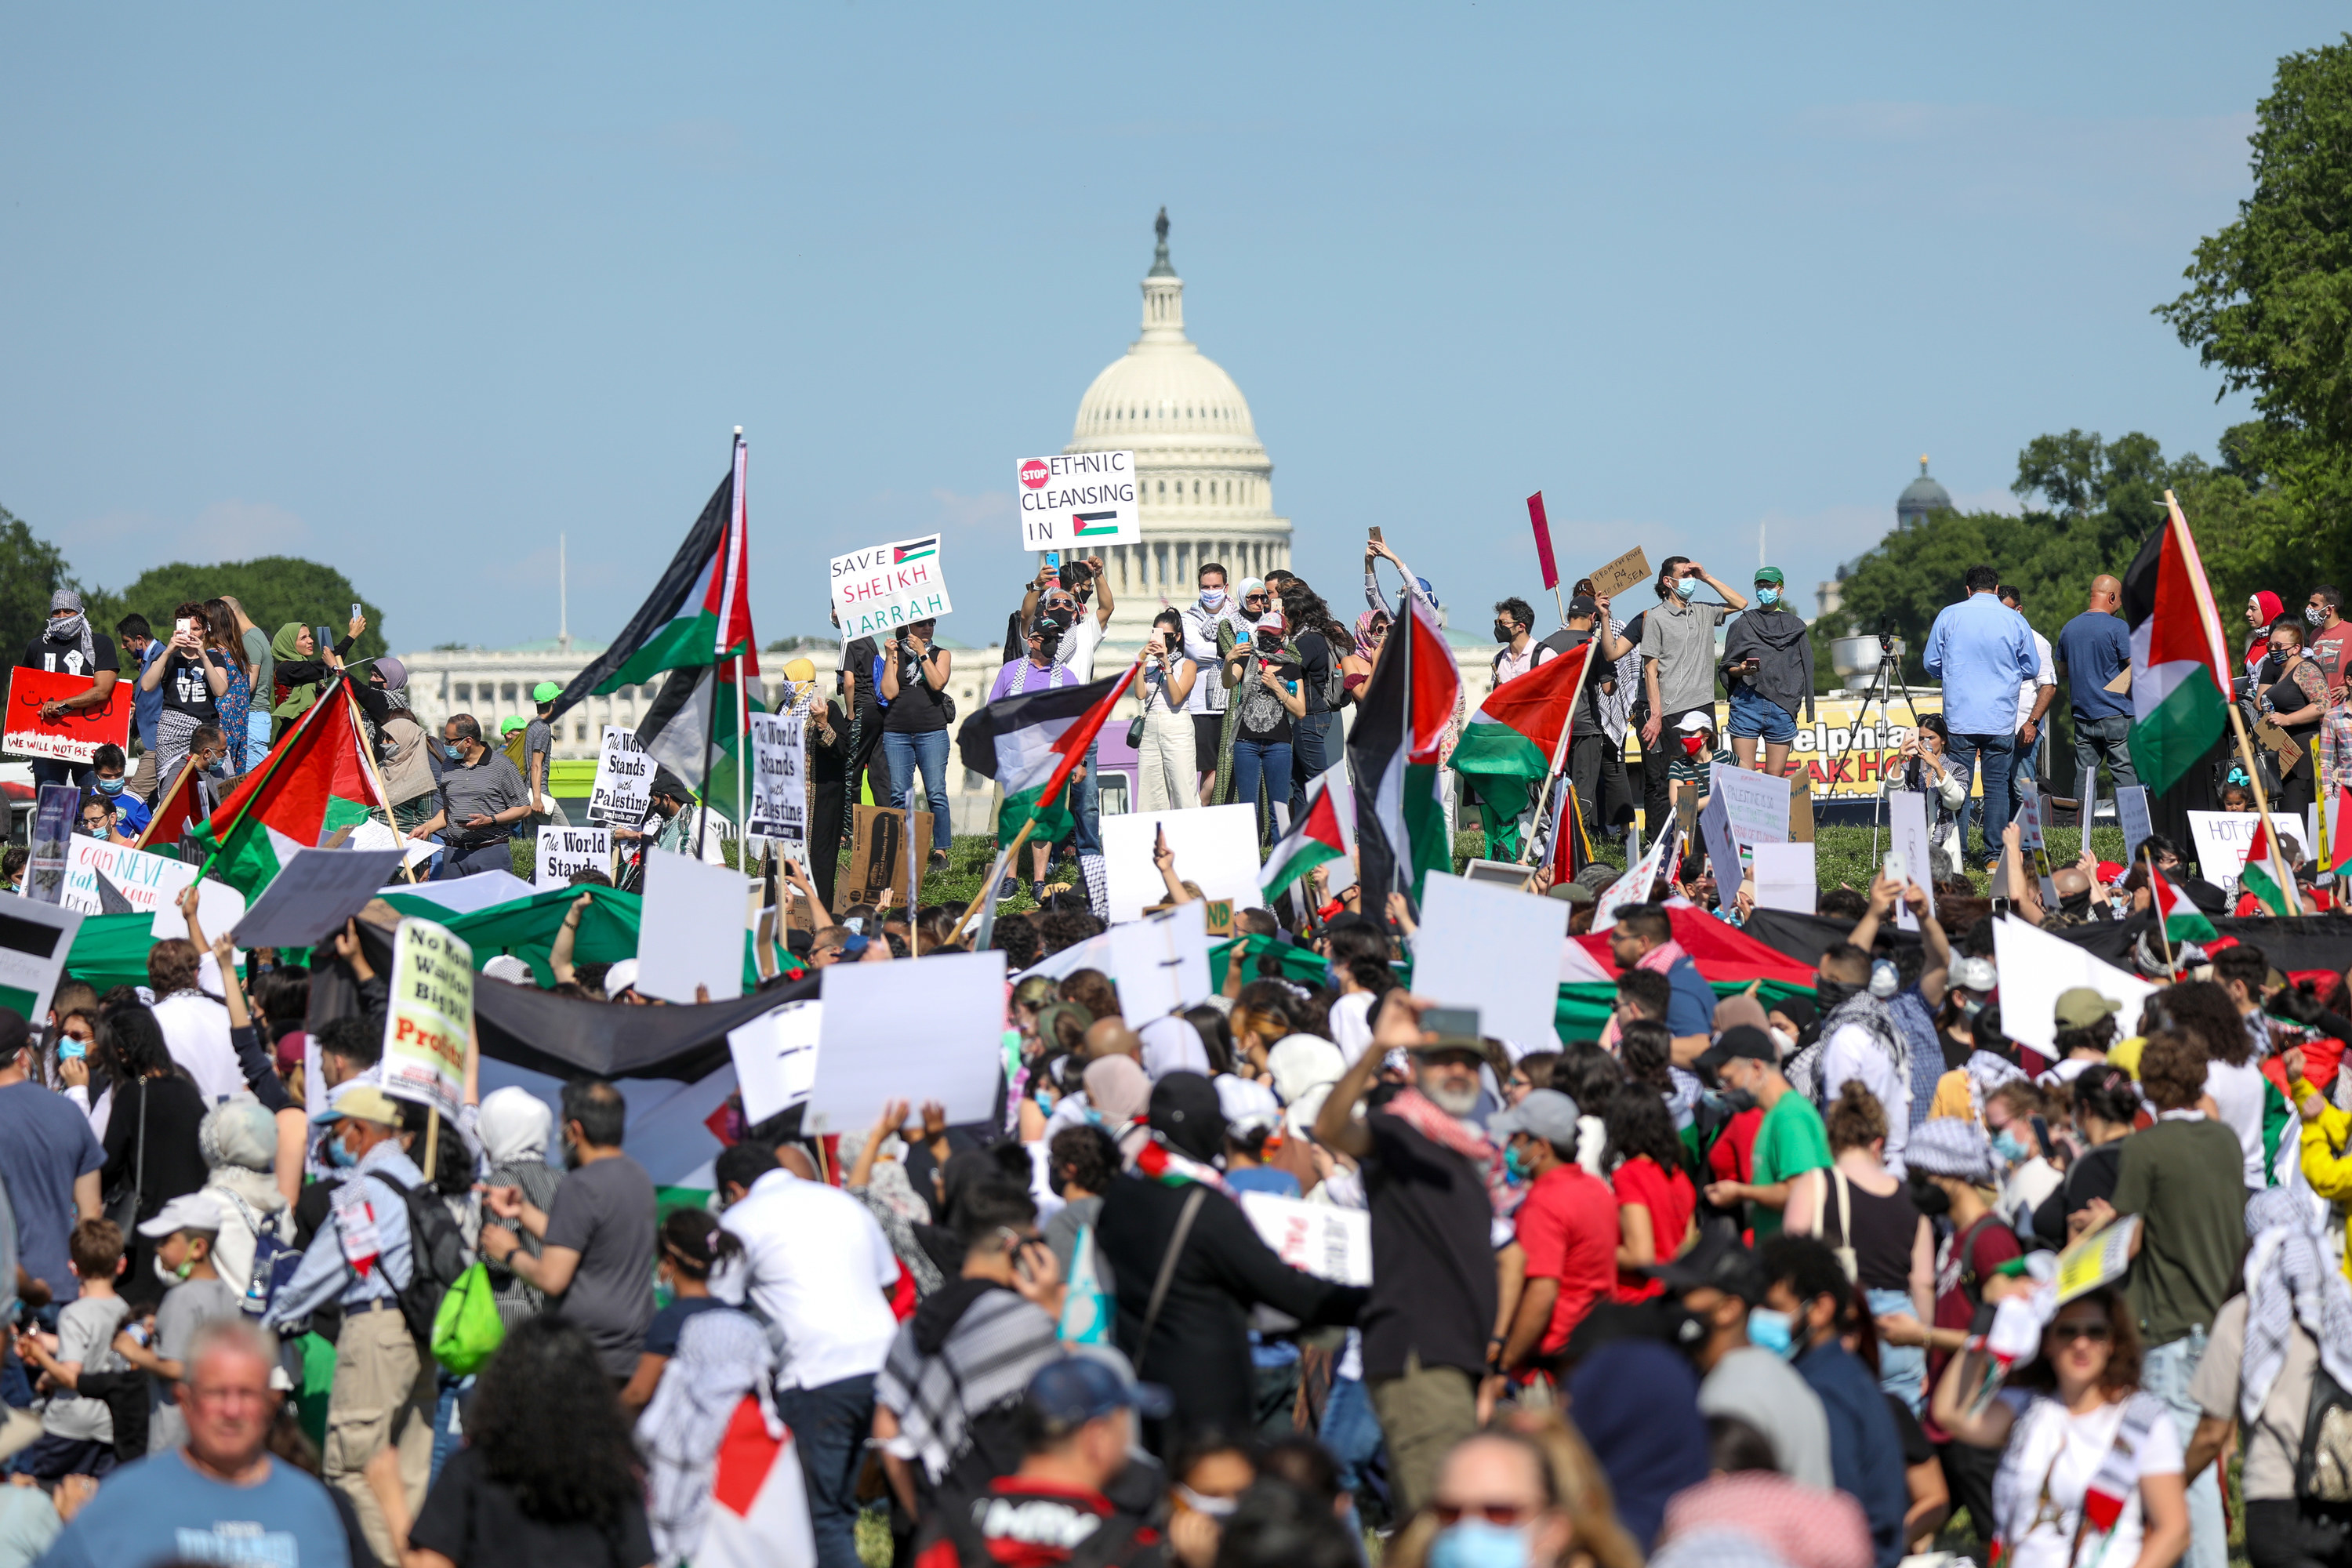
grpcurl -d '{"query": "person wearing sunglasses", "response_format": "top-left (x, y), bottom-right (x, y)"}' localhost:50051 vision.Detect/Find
top-left (1930, 1286), bottom-right (2188, 1568)
top-left (1407, 1429), bottom-right (1578, 1568)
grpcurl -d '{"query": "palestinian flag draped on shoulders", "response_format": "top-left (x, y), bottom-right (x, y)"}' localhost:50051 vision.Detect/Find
top-left (1454, 640), bottom-right (1593, 859)
top-left (551, 436), bottom-right (760, 821)
top-left (956, 660), bottom-right (1139, 845)
top-left (187, 680), bottom-right (389, 898)
top-left (1348, 590), bottom-right (1461, 903)
top-left (2121, 491), bottom-right (2234, 795)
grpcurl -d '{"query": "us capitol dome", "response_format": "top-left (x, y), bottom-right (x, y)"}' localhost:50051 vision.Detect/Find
top-left (1063, 210), bottom-right (1294, 636)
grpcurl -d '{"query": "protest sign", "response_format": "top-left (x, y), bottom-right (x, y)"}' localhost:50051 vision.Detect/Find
top-left (1106, 901), bottom-right (1212, 1026)
top-left (2116, 784), bottom-right (2153, 874)
top-left (726, 998), bottom-right (821, 1126)
top-left (25, 785), bottom-right (74, 905)
top-left (1238, 1191), bottom-right (1372, 1286)
top-left (2, 667), bottom-right (133, 765)
top-left (1886, 789), bottom-right (1935, 931)
top-left (1414, 872), bottom-right (1568, 1051)
top-left (830, 535), bottom-right (953, 643)
top-left (379, 917), bottom-right (473, 1120)
top-left (2055, 1215), bottom-right (2140, 1305)
top-left (1102, 804), bottom-right (1261, 922)
top-left (1586, 546), bottom-right (1651, 601)
top-left (639, 848), bottom-right (747, 1004)
top-left (586, 727), bottom-right (654, 828)
top-left (847, 805), bottom-right (929, 906)
top-left (1991, 914), bottom-right (2155, 1054)
top-left (745, 712), bottom-right (808, 856)
top-left (62, 837), bottom-right (197, 919)
top-left (534, 826), bottom-right (613, 889)
top-left (1713, 764), bottom-right (1792, 854)
top-left (1592, 822), bottom-right (1676, 934)
top-left (2016, 780), bottom-right (2059, 907)
top-left (1016, 452), bottom-right (1139, 549)
top-left (1751, 841), bottom-right (1817, 913)
top-left (1526, 492), bottom-right (1560, 593)
top-left (344, 818), bottom-right (436, 874)
top-left (1697, 788), bottom-right (1739, 889)
top-left (150, 873), bottom-right (248, 944)
top-left (231, 848), bottom-right (405, 948)
top-left (2187, 810), bottom-right (2263, 888)
top-left (807, 950), bottom-right (1007, 1133)
top-left (0, 894), bottom-right (82, 1022)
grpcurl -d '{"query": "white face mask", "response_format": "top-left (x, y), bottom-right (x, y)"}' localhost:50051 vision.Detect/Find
top-left (1769, 1026), bottom-right (1795, 1056)
top-left (1200, 588), bottom-right (1225, 610)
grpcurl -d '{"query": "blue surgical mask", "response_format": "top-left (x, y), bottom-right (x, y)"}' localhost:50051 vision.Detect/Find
top-left (1503, 1145), bottom-right (1529, 1181)
top-left (1991, 1128), bottom-right (2031, 1165)
top-left (95, 775), bottom-right (127, 796)
top-left (1430, 1519), bottom-right (1534, 1568)
top-left (444, 740), bottom-right (467, 760)
top-left (1672, 575), bottom-right (1697, 599)
top-left (1757, 586), bottom-right (1780, 606)
top-left (1036, 1085), bottom-right (1058, 1115)
top-left (1747, 1305), bottom-right (1796, 1359)
top-left (324, 1133), bottom-right (358, 1169)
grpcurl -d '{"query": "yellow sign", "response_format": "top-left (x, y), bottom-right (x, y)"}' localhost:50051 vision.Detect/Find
top-left (1624, 695), bottom-right (1982, 801)
top-left (2055, 1214), bottom-right (2139, 1305)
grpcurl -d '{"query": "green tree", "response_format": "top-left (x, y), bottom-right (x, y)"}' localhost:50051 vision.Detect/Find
top-left (91, 558), bottom-right (387, 664)
top-left (0, 505), bottom-right (72, 660)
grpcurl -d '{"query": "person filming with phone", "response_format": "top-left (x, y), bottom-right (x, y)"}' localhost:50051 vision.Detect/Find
top-left (1137, 608), bottom-right (1199, 810)
top-left (138, 601), bottom-right (230, 794)
top-left (877, 616), bottom-right (954, 870)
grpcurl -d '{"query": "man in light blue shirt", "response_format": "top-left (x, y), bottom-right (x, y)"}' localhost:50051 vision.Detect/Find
top-left (1920, 564), bottom-right (2041, 866)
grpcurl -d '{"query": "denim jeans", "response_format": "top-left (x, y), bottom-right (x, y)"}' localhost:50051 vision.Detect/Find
top-left (882, 727), bottom-right (950, 857)
top-left (2143, 1327), bottom-right (2226, 1568)
top-left (1232, 737), bottom-right (1294, 844)
top-left (2073, 713), bottom-right (2140, 789)
top-left (1319, 1371), bottom-right (1385, 1550)
top-left (1290, 709), bottom-right (1335, 819)
top-left (28, 758), bottom-right (89, 796)
top-left (1069, 742), bottom-right (1101, 856)
top-left (1865, 1286), bottom-right (1926, 1414)
top-left (1944, 730), bottom-right (2016, 863)
top-left (778, 1371), bottom-right (877, 1568)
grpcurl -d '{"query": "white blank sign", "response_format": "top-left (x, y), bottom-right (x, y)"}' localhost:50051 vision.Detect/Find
top-left (638, 848), bottom-right (747, 1004)
top-left (1751, 841), bottom-right (1817, 913)
top-left (1106, 900), bottom-right (1212, 1025)
top-left (807, 949), bottom-right (1007, 1134)
top-left (1991, 914), bottom-right (2155, 1055)
top-left (1102, 804), bottom-right (1264, 922)
top-left (1410, 872), bottom-right (1567, 1053)
top-left (727, 999), bottom-right (821, 1126)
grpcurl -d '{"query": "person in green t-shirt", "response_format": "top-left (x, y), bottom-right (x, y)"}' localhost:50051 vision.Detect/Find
top-left (1698, 1025), bottom-right (1831, 1238)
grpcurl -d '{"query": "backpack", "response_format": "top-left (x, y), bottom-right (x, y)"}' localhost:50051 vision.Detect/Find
top-left (217, 1190), bottom-right (302, 1322)
top-left (1309, 632), bottom-right (1348, 710)
top-left (374, 1171), bottom-right (474, 1347)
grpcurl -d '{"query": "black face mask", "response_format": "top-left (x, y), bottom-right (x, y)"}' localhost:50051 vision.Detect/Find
top-left (1814, 978), bottom-right (1857, 1011)
top-left (1493, 621), bottom-right (1515, 644)
top-left (1908, 1172), bottom-right (1951, 1217)
top-left (1033, 631), bottom-right (1062, 659)
top-left (2260, 652), bottom-right (2288, 682)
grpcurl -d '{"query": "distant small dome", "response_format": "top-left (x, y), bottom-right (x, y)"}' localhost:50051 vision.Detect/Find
top-left (1897, 456), bottom-right (1952, 527)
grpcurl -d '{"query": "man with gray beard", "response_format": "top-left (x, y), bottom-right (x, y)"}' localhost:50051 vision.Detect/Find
top-left (1316, 993), bottom-right (1504, 1522)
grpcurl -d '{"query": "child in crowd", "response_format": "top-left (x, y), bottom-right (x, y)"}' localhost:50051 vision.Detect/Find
top-left (111, 1193), bottom-right (244, 1454)
top-left (9, 1219), bottom-right (130, 1479)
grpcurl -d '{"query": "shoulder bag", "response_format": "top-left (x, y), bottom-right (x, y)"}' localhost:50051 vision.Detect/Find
top-left (103, 1079), bottom-right (149, 1236)
top-left (1131, 1186), bottom-right (1208, 1381)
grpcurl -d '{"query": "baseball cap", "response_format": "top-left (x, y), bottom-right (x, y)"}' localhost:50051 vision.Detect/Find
top-left (2094, 861), bottom-right (2125, 885)
top-left (0, 1008), bottom-right (27, 1063)
top-left (604, 958), bottom-right (642, 1000)
top-left (500, 717), bottom-right (528, 737)
top-left (1677, 710), bottom-right (1715, 734)
top-left (1693, 1024), bottom-right (1776, 1080)
top-left (1755, 567), bottom-right (1785, 586)
top-left (1547, 880), bottom-right (1594, 906)
top-left (312, 1082), bottom-right (405, 1128)
top-left (138, 1191), bottom-right (225, 1238)
top-left (532, 681), bottom-right (561, 704)
top-left (1649, 1221), bottom-right (1762, 1301)
top-left (1566, 595), bottom-right (1599, 619)
top-left (482, 954), bottom-right (535, 986)
top-left (1487, 1088), bottom-right (1581, 1147)
top-left (1950, 956), bottom-right (1997, 994)
top-left (2053, 986), bottom-right (2120, 1029)
top-left (1024, 1354), bottom-right (1174, 1432)
top-left (1254, 608), bottom-right (1289, 637)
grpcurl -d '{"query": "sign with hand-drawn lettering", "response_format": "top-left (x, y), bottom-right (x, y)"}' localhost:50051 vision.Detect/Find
top-left (830, 536), bottom-right (953, 643)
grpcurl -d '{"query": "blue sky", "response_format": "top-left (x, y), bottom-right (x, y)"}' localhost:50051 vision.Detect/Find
top-left (2, 5), bottom-right (2338, 654)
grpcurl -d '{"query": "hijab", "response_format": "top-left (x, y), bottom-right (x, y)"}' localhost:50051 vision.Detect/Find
top-left (198, 1098), bottom-right (285, 1217)
top-left (2247, 591), bottom-right (2285, 670)
top-left (1138, 1015), bottom-right (1210, 1081)
top-left (477, 1087), bottom-right (551, 1168)
top-left (1083, 1054), bottom-right (1152, 1124)
top-left (270, 623), bottom-right (320, 720)
top-left (1353, 610), bottom-right (1387, 661)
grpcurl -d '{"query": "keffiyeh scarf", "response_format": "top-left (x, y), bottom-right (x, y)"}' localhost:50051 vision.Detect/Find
top-left (2239, 1187), bottom-right (2352, 1425)
top-left (639, 1305), bottom-right (779, 1568)
top-left (1384, 1086), bottom-right (1510, 1214)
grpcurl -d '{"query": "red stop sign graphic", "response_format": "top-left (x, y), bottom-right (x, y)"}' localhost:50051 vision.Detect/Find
top-left (1018, 459), bottom-right (1051, 490)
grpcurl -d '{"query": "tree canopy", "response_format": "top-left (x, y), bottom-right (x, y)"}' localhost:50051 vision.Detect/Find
top-left (0, 506), bottom-right (74, 660)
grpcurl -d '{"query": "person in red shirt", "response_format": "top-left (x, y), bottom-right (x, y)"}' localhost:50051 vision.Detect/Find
top-left (1491, 1090), bottom-right (1620, 1374)
top-left (1604, 1089), bottom-right (1698, 1301)
top-left (2306, 585), bottom-right (2350, 699)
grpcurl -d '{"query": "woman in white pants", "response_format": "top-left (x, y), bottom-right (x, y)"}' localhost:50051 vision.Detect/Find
top-left (1138, 607), bottom-right (1200, 810)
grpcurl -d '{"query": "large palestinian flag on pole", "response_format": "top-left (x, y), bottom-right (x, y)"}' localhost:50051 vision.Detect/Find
top-left (2121, 492), bottom-right (2234, 796)
top-left (1454, 641), bottom-right (1593, 859)
top-left (187, 681), bottom-right (390, 898)
top-left (1348, 591), bottom-right (1461, 903)
top-left (956, 662), bottom-right (1138, 844)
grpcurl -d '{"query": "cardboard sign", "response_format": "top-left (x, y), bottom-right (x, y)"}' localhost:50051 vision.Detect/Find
top-left (2055, 1214), bottom-right (2140, 1305)
top-left (586, 726), bottom-right (653, 828)
top-left (1106, 901), bottom-right (1212, 1026)
top-left (0, 893), bottom-right (82, 1022)
top-left (2187, 810), bottom-right (2263, 888)
top-left (1586, 546), bottom-right (1651, 602)
top-left (1751, 841), bottom-right (1817, 913)
top-left (848, 804), bottom-right (930, 907)
top-left (1238, 1191), bottom-right (1372, 1285)
top-left (807, 949), bottom-right (1008, 1133)
top-left (1102, 804), bottom-right (1263, 923)
top-left (3, 667), bottom-right (133, 764)
top-left (639, 848), bottom-right (747, 1004)
top-left (1991, 913), bottom-right (2155, 1054)
top-left (726, 998), bottom-right (821, 1125)
top-left (1414, 872), bottom-right (1569, 1051)
top-left (745, 712), bottom-right (808, 855)
top-left (26, 785), bottom-right (74, 906)
top-left (534, 826), bottom-right (613, 889)
top-left (233, 848), bottom-right (408, 949)
top-left (1016, 452), bottom-right (1139, 549)
top-left (63, 836), bottom-right (199, 919)
top-left (379, 917), bottom-right (473, 1120)
top-left (1886, 789), bottom-right (1936, 931)
top-left (830, 535), bottom-right (953, 644)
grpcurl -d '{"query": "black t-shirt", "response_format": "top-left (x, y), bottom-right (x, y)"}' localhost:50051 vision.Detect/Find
top-left (880, 641), bottom-right (952, 735)
top-left (17, 632), bottom-right (120, 679)
top-left (159, 649), bottom-right (226, 720)
top-left (1234, 652), bottom-right (1302, 746)
top-left (843, 637), bottom-right (880, 722)
top-left (409, 1446), bottom-right (654, 1568)
top-left (1537, 626), bottom-right (1606, 730)
top-left (643, 1294), bottom-right (731, 1357)
top-left (1296, 630), bottom-right (1334, 715)
top-left (1357, 1110), bottom-right (1499, 1381)
top-left (808, 698), bottom-right (850, 782)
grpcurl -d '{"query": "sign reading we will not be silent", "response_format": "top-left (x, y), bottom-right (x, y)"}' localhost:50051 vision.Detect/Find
top-left (832, 535), bottom-right (953, 642)
top-left (1016, 451), bottom-right (1138, 550)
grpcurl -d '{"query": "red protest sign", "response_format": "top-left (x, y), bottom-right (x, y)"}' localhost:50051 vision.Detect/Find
top-left (5, 666), bottom-right (133, 765)
top-left (1526, 492), bottom-right (1559, 591)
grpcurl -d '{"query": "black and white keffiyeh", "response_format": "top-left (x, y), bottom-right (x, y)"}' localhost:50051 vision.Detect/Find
top-left (2239, 1186), bottom-right (2352, 1426)
top-left (638, 1305), bottom-right (778, 1568)
top-left (875, 1281), bottom-right (1062, 1485)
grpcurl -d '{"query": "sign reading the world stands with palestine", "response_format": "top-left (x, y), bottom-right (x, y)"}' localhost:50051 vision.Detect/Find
top-left (831, 535), bottom-right (953, 642)
top-left (1016, 452), bottom-right (1139, 550)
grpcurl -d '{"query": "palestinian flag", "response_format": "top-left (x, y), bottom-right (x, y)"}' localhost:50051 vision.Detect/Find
top-left (1454, 641), bottom-right (1593, 858)
top-left (1262, 762), bottom-right (1354, 897)
top-left (134, 751), bottom-right (213, 850)
top-left (892, 535), bottom-right (937, 564)
top-left (2150, 870), bottom-right (2219, 944)
top-left (2238, 816), bottom-right (2299, 916)
top-left (957, 660), bottom-right (1138, 847)
top-left (641, 659), bottom-right (765, 826)
top-left (2326, 782), bottom-right (2352, 879)
top-left (1347, 591), bottom-right (1461, 903)
top-left (187, 681), bottom-right (389, 898)
top-left (2121, 493), bottom-right (2234, 795)
top-left (697, 1396), bottom-right (818, 1568)
top-left (552, 436), bottom-right (757, 706)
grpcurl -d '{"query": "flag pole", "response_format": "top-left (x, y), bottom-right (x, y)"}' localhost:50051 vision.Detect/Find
top-left (343, 690), bottom-right (419, 883)
top-left (2143, 842), bottom-right (2174, 974)
top-left (2224, 696), bottom-right (2305, 916)
top-left (1515, 658), bottom-right (1583, 868)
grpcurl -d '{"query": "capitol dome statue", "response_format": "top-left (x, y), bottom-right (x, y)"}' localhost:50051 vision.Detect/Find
top-left (1896, 455), bottom-right (1954, 529)
top-left (1064, 210), bottom-right (1293, 634)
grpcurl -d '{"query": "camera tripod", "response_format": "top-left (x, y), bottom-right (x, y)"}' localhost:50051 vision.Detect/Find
top-left (1836, 634), bottom-right (1926, 866)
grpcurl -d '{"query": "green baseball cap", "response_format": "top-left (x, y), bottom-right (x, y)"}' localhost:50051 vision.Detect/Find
top-left (532, 681), bottom-right (561, 704)
top-left (500, 716), bottom-right (528, 737)
top-left (1755, 566), bottom-right (1785, 586)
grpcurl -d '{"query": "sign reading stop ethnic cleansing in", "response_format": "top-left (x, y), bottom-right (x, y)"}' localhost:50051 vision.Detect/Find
top-left (1016, 452), bottom-right (1139, 550)
top-left (380, 917), bottom-right (473, 1120)
top-left (831, 535), bottom-right (953, 642)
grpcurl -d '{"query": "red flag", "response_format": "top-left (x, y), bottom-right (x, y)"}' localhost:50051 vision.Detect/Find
top-left (1526, 492), bottom-right (1559, 591)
